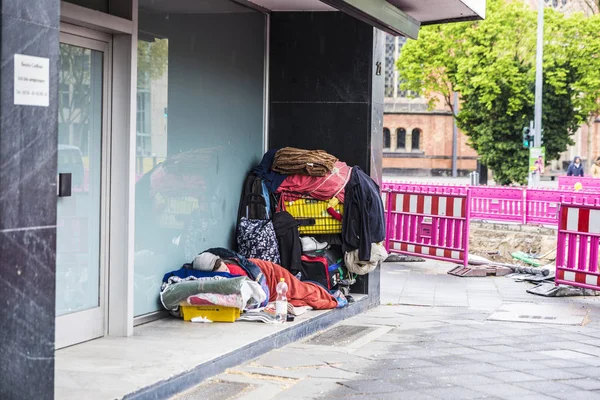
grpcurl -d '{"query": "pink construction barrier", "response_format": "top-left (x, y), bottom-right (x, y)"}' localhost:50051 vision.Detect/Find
top-left (526, 189), bottom-right (600, 226)
top-left (558, 176), bottom-right (600, 191)
top-left (469, 186), bottom-right (525, 224)
top-left (385, 188), bottom-right (470, 266)
top-left (555, 203), bottom-right (600, 291)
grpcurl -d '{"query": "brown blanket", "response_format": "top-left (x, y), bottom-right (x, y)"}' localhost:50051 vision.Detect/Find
top-left (250, 258), bottom-right (338, 310)
top-left (272, 147), bottom-right (338, 177)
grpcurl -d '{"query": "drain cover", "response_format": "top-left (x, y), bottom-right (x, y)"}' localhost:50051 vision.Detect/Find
top-left (174, 380), bottom-right (252, 400)
top-left (305, 325), bottom-right (376, 346)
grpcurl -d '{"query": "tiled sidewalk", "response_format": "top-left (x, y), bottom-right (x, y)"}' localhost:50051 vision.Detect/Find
top-left (181, 260), bottom-right (600, 400)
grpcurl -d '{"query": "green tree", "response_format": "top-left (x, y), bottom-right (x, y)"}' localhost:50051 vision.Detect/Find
top-left (397, 0), bottom-right (595, 184)
top-left (137, 38), bottom-right (169, 87)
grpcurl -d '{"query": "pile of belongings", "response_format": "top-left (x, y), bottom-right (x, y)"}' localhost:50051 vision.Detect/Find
top-left (239, 147), bottom-right (388, 293)
top-left (160, 248), bottom-right (348, 323)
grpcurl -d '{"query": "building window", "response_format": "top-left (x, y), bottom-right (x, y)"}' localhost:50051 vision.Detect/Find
top-left (396, 128), bottom-right (406, 151)
top-left (384, 35), bottom-right (396, 98)
top-left (412, 128), bottom-right (421, 151)
top-left (383, 128), bottom-right (391, 149)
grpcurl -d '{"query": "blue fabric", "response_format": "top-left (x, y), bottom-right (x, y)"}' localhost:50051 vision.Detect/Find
top-left (162, 268), bottom-right (238, 283)
top-left (252, 149), bottom-right (287, 192)
top-left (567, 156), bottom-right (584, 177)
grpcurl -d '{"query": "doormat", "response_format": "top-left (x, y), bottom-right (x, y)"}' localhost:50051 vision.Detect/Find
top-left (174, 380), bottom-right (252, 400)
top-left (487, 303), bottom-right (588, 326)
top-left (305, 325), bottom-right (376, 346)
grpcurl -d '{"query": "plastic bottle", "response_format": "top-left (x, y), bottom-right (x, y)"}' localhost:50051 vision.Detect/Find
top-left (275, 278), bottom-right (288, 323)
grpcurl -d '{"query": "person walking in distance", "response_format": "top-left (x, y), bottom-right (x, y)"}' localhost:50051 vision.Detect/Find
top-left (591, 157), bottom-right (600, 178)
top-left (567, 156), bottom-right (584, 177)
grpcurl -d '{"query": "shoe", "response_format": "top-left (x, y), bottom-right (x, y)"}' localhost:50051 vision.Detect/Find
top-left (301, 236), bottom-right (328, 252)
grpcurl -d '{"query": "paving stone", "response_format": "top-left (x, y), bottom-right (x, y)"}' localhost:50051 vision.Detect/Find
top-left (421, 385), bottom-right (489, 399)
top-left (473, 345), bottom-right (522, 354)
top-left (550, 390), bottom-right (600, 400)
top-left (438, 374), bottom-right (498, 387)
top-left (539, 358), bottom-right (589, 369)
top-left (526, 368), bottom-right (583, 380)
top-left (559, 378), bottom-right (600, 390)
top-left (513, 380), bottom-right (580, 395)
top-left (470, 383), bottom-right (537, 400)
top-left (538, 350), bottom-right (594, 360)
top-left (483, 370), bottom-right (543, 383)
top-left (337, 379), bottom-right (405, 394)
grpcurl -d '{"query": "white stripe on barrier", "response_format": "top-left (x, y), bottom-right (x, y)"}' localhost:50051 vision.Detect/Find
top-left (451, 251), bottom-right (460, 259)
top-left (409, 195), bottom-right (418, 213)
top-left (436, 248), bottom-right (444, 257)
top-left (407, 244), bottom-right (415, 253)
top-left (422, 246), bottom-right (430, 255)
top-left (439, 197), bottom-right (447, 216)
top-left (586, 274), bottom-right (598, 286)
top-left (564, 270), bottom-right (576, 282)
top-left (590, 210), bottom-right (600, 234)
top-left (395, 194), bottom-right (403, 212)
top-left (567, 207), bottom-right (579, 231)
top-left (424, 196), bottom-right (432, 215)
top-left (393, 242), bottom-right (401, 250)
top-left (454, 198), bottom-right (462, 218)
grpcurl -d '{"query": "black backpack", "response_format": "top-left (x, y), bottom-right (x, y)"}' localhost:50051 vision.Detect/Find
top-left (236, 173), bottom-right (273, 223)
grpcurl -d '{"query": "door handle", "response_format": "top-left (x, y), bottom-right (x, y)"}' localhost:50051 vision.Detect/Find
top-left (58, 173), bottom-right (72, 197)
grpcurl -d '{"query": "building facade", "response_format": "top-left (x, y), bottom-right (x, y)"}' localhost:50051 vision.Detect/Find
top-left (382, 34), bottom-right (478, 177)
top-left (0, 0), bottom-right (484, 398)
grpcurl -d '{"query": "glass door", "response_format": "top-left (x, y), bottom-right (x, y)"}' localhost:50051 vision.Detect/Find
top-left (55, 30), bottom-right (111, 349)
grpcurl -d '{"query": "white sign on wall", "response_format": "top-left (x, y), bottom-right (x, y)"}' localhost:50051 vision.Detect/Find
top-left (14, 54), bottom-right (49, 107)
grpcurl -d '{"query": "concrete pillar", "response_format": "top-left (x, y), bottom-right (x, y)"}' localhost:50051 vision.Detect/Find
top-left (0, 1), bottom-right (59, 399)
top-left (269, 12), bottom-right (383, 303)
top-left (406, 127), bottom-right (413, 152)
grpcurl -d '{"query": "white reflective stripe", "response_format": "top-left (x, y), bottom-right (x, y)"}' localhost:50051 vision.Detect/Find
top-left (381, 192), bottom-right (387, 207)
top-left (422, 246), bottom-right (430, 255)
top-left (453, 198), bottom-right (462, 217)
top-left (567, 207), bottom-right (579, 231)
top-left (407, 244), bottom-right (415, 253)
top-left (586, 274), bottom-right (598, 286)
top-left (590, 210), bottom-right (600, 234)
top-left (564, 271), bottom-right (576, 282)
top-left (393, 242), bottom-right (402, 250)
top-left (409, 195), bottom-right (418, 213)
top-left (395, 194), bottom-right (403, 212)
top-left (438, 197), bottom-right (447, 216)
top-left (424, 196), bottom-right (432, 215)
top-left (451, 251), bottom-right (460, 260)
top-left (436, 248), bottom-right (444, 257)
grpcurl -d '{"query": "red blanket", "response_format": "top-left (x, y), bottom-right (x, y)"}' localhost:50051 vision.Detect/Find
top-left (250, 259), bottom-right (338, 310)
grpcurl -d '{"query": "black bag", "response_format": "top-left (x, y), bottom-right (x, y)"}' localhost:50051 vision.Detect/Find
top-left (301, 254), bottom-right (334, 290)
top-left (237, 217), bottom-right (281, 264)
top-left (273, 211), bottom-right (303, 274)
top-left (236, 173), bottom-right (273, 223)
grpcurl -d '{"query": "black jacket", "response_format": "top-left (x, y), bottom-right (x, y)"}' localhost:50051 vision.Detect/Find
top-left (342, 167), bottom-right (386, 261)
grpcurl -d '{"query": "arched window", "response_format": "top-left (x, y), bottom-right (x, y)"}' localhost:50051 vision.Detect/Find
top-left (396, 128), bottom-right (406, 151)
top-left (383, 128), bottom-right (391, 149)
top-left (411, 128), bottom-right (421, 151)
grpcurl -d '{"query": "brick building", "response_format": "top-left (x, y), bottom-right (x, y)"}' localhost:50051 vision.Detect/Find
top-left (382, 35), bottom-right (477, 177)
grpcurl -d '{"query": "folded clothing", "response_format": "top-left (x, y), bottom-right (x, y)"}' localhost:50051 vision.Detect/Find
top-left (160, 273), bottom-right (267, 311)
top-left (276, 161), bottom-right (351, 202)
top-left (345, 242), bottom-right (388, 275)
top-left (272, 147), bottom-right (338, 177)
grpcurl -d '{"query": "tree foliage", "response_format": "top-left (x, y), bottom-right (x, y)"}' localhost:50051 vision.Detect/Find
top-left (137, 38), bottom-right (169, 87)
top-left (397, 0), bottom-right (600, 184)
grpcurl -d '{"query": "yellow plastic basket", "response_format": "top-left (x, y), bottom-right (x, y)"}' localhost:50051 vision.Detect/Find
top-left (284, 198), bottom-right (343, 234)
top-left (180, 306), bottom-right (241, 322)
